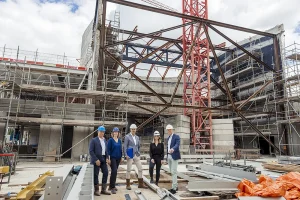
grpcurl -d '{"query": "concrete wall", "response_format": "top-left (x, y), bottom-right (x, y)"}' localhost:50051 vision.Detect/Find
top-left (72, 126), bottom-right (94, 160)
top-left (119, 76), bottom-right (184, 96)
top-left (212, 119), bottom-right (234, 150)
top-left (37, 124), bottom-right (61, 157)
top-left (0, 99), bottom-right (95, 118)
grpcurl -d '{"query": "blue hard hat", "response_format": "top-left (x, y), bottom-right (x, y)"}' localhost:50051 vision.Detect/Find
top-left (112, 127), bottom-right (119, 132)
top-left (97, 126), bottom-right (106, 132)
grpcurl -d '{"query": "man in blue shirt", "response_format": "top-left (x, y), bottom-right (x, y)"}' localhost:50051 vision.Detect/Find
top-left (89, 126), bottom-right (111, 196)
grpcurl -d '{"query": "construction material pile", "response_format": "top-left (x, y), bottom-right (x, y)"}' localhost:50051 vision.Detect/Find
top-left (236, 172), bottom-right (300, 200)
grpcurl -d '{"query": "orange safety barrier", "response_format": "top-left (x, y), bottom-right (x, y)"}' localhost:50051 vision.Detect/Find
top-left (236, 172), bottom-right (300, 200)
top-left (26, 61), bottom-right (36, 65)
top-left (1, 57), bottom-right (85, 71)
top-left (78, 67), bottom-right (86, 70)
top-left (36, 62), bottom-right (44, 65)
top-left (56, 64), bottom-right (64, 68)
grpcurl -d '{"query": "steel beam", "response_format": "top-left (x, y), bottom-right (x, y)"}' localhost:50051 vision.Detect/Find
top-left (117, 41), bottom-right (173, 76)
top-left (104, 49), bottom-right (167, 104)
top-left (210, 75), bottom-right (227, 95)
top-left (127, 101), bottom-right (232, 111)
top-left (237, 80), bottom-right (272, 109)
top-left (199, 164), bottom-right (257, 181)
top-left (121, 26), bottom-right (138, 54)
top-left (66, 164), bottom-right (94, 200)
top-left (107, 0), bottom-right (276, 37)
top-left (207, 24), bottom-right (276, 73)
top-left (187, 180), bottom-right (239, 192)
top-left (161, 165), bottom-right (194, 181)
top-left (106, 21), bottom-right (195, 47)
top-left (131, 104), bottom-right (156, 114)
top-left (137, 106), bottom-right (169, 131)
top-left (204, 25), bottom-right (282, 154)
top-left (112, 27), bottom-right (232, 52)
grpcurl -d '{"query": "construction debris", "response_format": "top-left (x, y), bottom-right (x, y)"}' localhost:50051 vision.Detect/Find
top-left (236, 172), bottom-right (300, 199)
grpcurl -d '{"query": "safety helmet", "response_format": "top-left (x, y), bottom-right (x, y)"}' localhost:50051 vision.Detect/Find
top-left (112, 127), bottom-right (119, 132)
top-left (130, 124), bottom-right (137, 129)
top-left (166, 124), bottom-right (174, 130)
top-left (98, 126), bottom-right (106, 132)
top-left (153, 131), bottom-right (160, 136)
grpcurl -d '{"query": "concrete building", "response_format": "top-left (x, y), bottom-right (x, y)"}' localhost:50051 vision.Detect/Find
top-left (0, 1), bottom-right (300, 161)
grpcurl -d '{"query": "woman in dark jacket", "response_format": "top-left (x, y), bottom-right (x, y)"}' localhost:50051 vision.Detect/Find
top-left (107, 127), bottom-right (123, 194)
top-left (149, 130), bottom-right (164, 186)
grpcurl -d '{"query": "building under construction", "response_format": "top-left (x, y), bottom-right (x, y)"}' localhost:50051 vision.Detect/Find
top-left (0, 0), bottom-right (300, 162)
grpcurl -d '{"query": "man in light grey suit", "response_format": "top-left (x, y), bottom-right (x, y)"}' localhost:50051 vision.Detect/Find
top-left (124, 124), bottom-right (147, 190)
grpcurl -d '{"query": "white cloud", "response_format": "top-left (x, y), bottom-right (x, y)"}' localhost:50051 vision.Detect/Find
top-left (0, 0), bottom-right (299, 72)
top-left (0, 0), bottom-right (116, 59)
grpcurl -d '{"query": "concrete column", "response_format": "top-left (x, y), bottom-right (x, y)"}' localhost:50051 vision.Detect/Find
top-left (37, 125), bottom-right (61, 157)
top-left (212, 119), bottom-right (234, 150)
top-left (0, 112), bottom-right (7, 144)
top-left (71, 126), bottom-right (94, 160)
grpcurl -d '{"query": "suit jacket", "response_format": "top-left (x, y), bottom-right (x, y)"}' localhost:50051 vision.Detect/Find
top-left (167, 134), bottom-right (181, 160)
top-left (89, 137), bottom-right (108, 164)
top-left (123, 133), bottom-right (140, 158)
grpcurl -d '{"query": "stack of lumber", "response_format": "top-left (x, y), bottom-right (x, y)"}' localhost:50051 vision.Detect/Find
top-left (262, 162), bottom-right (300, 172)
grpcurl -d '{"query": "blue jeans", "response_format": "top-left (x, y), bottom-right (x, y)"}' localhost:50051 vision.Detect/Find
top-left (109, 158), bottom-right (121, 188)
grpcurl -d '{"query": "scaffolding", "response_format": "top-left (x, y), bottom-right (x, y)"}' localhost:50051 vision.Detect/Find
top-left (274, 43), bottom-right (300, 155)
top-left (210, 32), bottom-right (280, 155)
top-left (0, 46), bottom-right (128, 159)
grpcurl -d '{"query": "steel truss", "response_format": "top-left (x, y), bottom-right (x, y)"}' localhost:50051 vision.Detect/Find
top-left (102, 0), bottom-right (283, 152)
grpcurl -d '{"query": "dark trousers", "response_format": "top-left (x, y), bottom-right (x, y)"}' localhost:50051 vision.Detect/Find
top-left (109, 158), bottom-right (121, 188)
top-left (149, 157), bottom-right (162, 183)
top-left (94, 159), bottom-right (108, 185)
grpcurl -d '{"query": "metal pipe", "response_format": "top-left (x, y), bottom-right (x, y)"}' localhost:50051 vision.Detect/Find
top-left (107, 0), bottom-right (276, 37)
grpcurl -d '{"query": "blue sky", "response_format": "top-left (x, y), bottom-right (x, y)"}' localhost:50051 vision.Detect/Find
top-left (38, 0), bottom-right (79, 13)
top-left (0, 0), bottom-right (299, 60)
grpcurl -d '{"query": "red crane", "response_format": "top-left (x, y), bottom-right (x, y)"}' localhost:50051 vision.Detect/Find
top-left (182, 0), bottom-right (212, 149)
top-left (141, 0), bottom-right (212, 149)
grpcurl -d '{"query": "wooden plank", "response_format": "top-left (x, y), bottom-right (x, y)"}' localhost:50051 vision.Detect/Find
top-left (263, 162), bottom-right (300, 172)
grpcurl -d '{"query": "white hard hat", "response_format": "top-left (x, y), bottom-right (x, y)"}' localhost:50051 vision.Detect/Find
top-left (153, 131), bottom-right (160, 136)
top-left (166, 124), bottom-right (174, 130)
top-left (130, 124), bottom-right (137, 129)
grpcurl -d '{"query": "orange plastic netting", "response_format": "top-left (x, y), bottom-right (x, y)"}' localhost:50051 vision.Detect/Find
top-left (236, 172), bottom-right (300, 200)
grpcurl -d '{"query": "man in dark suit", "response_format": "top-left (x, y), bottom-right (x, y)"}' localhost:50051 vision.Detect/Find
top-left (89, 126), bottom-right (111, 196)
top-left (166, 124), bottom-right (181, 194)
